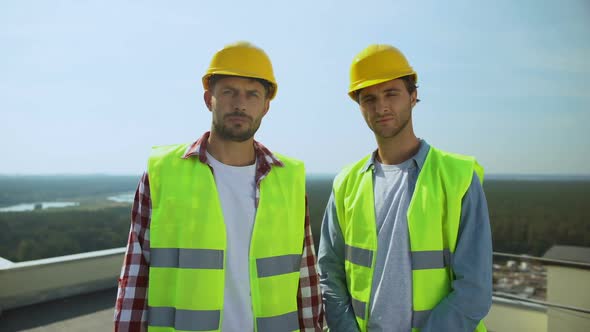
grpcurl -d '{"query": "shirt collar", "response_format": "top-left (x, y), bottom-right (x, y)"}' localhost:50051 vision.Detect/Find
top-left (360, 139), bottom-right (431, 173)
top-left (181, 131), bottom-right (284, 169)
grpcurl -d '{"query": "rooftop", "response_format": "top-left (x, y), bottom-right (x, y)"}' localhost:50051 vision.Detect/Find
top-left (0, 288), bottom-right (115, 332)
top-left (1, 249), bottom-right (589, 331)
top-left (543, 245), bottom-right (590, 264)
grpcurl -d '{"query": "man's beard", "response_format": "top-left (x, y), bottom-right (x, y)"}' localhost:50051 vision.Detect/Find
top-left (213, 111), bottom-right (261, 142)
top-left (372, 114), bottom-right (411, 139)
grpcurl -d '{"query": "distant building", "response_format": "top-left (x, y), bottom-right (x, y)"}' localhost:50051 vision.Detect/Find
top-left (506, 260), bottom-right (516, 269)
top-left (493, 257), bottom-right (546, 299)
top-left (543, 245), bottom-right (590, 331)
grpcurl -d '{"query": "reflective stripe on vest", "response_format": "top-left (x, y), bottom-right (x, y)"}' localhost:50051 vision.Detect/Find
top-left (256, 254), bottom-right (301, 277)
top-left (351, 297), bottom-right (367, 319)
top-left (256, 310), bottom-right (299, 332)
top-left (344, 245), bottom-right (452, 270)
top-left (146, 144), bottom-right (305, 332)
top-left (148, 306), bottom-right (300, 332)
top-left (149, 307), bottom-right (220, 331)
top-left (333, 146), bottom-right (486, 332)
top-left (151, 248), bottom-right (224, 269)
top-left (411, 249), bottom-right (452, 270)
top-left (345, 244), bottom-right (373, 268)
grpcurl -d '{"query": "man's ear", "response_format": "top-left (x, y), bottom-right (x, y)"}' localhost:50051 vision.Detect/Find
top-left (410, 90), bottom-right (418, 108)
top-left (262, 99), bottom-right (270, 117)
top-left (204, 90), bottom-right (213, 112)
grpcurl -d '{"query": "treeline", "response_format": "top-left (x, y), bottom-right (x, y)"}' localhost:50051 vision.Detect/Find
top-left (484, 180), bottom-right (590, 256)
top-left (307, 178), bottom-right (590, 257)
top-left (0, 175), bottom-right (139, 207)
top-left (0, 177), bottom-right (589, 262)
top-left (0, 207), bottom-right (130, 262)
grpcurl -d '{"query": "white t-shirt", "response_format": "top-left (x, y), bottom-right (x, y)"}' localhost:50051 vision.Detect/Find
top-left (206, 151), bottom-right (257, 331)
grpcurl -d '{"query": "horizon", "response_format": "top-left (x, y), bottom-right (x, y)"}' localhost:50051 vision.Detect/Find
top-left (2, 172), bottom-right (590, 179)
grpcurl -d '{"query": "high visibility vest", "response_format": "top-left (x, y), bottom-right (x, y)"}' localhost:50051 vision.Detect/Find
top-left (146, 143), bottom-right (305, 332)
top-left (332, 146), bottom-right (487, 332)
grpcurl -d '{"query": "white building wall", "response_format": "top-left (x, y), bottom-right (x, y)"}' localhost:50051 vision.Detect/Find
top-left (546, 266), bottom-right (590, 331)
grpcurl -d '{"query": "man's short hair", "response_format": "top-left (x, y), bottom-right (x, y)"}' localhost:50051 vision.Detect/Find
top-left (400, 75), bottom-right (418, 96)
top-left (207, 74), bottom-right (273, 99)
top-left (355, 75), bottom-right (420, 103)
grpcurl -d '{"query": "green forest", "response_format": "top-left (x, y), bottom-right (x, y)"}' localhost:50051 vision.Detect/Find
top-left (0, 207), bottom-right (130, 262)
top-left (484, 180), bottom-right (590, 256)
top-left (0, 175), bottom-right (589, 262)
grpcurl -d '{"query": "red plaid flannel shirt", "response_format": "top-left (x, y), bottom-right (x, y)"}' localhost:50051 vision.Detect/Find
top-left (114, 132), bottom-right (323, 331)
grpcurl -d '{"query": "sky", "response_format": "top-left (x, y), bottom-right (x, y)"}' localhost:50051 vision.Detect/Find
top-left (1, 0), bottom-right (589, 176)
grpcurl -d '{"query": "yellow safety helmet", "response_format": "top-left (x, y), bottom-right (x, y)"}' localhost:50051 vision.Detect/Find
top-left (348, 44), bottom-right (417, 101)
top-left (202, 41), bottom-right (278, 100)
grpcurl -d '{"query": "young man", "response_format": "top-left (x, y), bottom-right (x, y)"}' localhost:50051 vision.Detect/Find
top-left (115, 41), bottom-right (323, 332)
top-left (318, 44), bottom-right (492, 331)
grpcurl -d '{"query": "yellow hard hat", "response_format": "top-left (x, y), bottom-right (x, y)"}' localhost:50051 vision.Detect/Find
top-left (202, 41), bottom-right (278, 100)
top-left (348, 44), bottom-right (418, 101)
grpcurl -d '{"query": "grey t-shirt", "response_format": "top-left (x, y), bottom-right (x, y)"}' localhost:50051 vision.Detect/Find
top-left (368, 158), bottom-right (416, 331)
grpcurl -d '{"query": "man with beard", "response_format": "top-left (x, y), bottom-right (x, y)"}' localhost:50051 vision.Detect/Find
top-left (115, 41), bottom-right (323, 332)
top-left (318, 44), bottom-right (492, 331)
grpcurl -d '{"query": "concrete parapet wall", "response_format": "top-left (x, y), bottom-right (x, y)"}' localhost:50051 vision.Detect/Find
top-left (0, 248), bottom-right (125, 312)
top-left (485, 297), bottom-right (547, 332)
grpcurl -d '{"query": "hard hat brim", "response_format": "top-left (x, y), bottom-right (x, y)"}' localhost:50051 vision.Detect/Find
top-left (348, 73), bottom-right (417, 101)
top-left (202, 72), bottom-right (278, 100)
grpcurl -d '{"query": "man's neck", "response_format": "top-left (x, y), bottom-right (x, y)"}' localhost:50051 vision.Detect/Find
top-left (375, 129), bottom-right (420, 166)
top-left (207, 131), bottom-right (256, 166)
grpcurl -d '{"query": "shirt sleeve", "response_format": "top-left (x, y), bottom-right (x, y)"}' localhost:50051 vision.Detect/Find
top-left (318, 191), bottom-right (361, 332)
top-left (114, 172), bottom-right (151, 332)
top-left (421, 172), bottom-right (493, 332)
top-left (297, 194), bottom-right (325, 331)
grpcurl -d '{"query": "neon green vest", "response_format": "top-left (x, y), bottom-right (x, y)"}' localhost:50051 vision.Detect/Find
top-left (333, 146), bottom-right (486, 332)
top-left (146, 143), bottom-right (305, 332)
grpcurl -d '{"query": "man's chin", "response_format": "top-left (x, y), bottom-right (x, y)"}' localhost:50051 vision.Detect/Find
top-left (222, 130), bottom-right (255, 142)
top-left (228, 136), bottom-right (253, 143)
top-left (214, 122), bottom-right (259, 142)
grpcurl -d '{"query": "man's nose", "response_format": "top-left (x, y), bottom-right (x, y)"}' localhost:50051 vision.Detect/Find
top-left (375, 98), bottom-right (390, 115)
top-left (232, 92), bottom-right (247, 111)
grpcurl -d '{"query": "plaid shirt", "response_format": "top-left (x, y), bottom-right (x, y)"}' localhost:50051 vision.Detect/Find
top-left (114, 132), bottom-right (323, 331)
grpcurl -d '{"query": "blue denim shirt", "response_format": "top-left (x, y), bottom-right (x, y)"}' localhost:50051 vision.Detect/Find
top-left (318, 141), bottom-right (493, 331)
